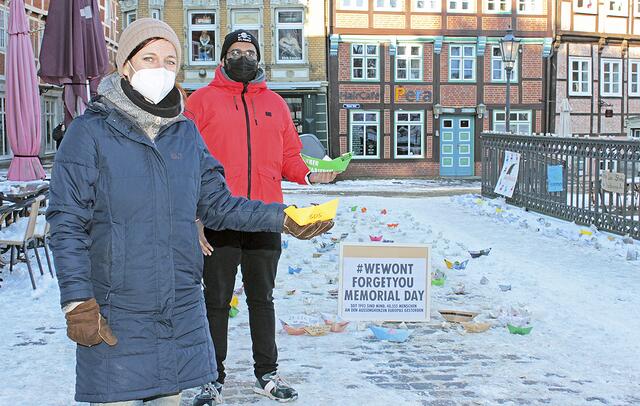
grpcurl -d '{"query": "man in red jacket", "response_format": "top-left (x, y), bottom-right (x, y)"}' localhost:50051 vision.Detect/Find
top-left (186, 30), bottom-right (335, 403)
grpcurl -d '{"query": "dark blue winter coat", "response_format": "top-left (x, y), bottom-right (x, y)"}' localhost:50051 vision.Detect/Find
top-left (46, 98), bottom-right (286, 403)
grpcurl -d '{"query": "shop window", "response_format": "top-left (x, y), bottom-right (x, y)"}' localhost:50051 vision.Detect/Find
top-left (395, 111), bottom-right (424, 158)
top-left (350, 111), bottom-right (380, 158)
top-left (493, 110), bottom-right (531, 134)
top-left (232, 9), bottom-right (260, 44)
top-left (188, 11), bottom-right (216, 65)
top-left (276, 9), bottom-right (304, 63)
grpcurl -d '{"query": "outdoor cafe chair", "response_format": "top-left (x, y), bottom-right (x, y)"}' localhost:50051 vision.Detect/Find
top-left (33, 216), bottom-right (53, 278)
top-left (0, 195), bottom-right (46, 290)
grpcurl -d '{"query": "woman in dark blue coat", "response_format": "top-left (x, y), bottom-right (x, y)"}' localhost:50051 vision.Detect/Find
top-left (46, 19), bottom-right (332, 405)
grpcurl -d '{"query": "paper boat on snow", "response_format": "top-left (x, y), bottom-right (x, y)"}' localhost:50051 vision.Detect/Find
top-left (469, 248), bottom-right (491, 258)
top-left (229, 307), bottom-right (239, 318)
top-left (507, 324), bottom-right (533, 335)
top-left (579, 229), bottom-right (593, 236)
top-left (288, 266), bottom-right (302, 275)
top-left (320, 314), bottom-right (350, 332)
top-left (444, 259), bottom-right (469, 270)
top-left (312, 252), bottom-right (323, 258)
top-left (233, 284), bottom-right (244, 296)
top-left (438, 309), bottom-right (479, 323)
top-left (315, 242), bottom-right (336, 253)
top-left (303, 324), bottom-right (332, 336)
top-left (281, 240), bottom-right (289, 249)
top-left (361, 207), bottom-right (367, 213)
top-left (431, 277), bottom-right (446, 286)
top-left (370, 235), bottom-right (383, 241)
top-left (280, 320), bottom-right (306, 335)
top-left (369, 325), bottom-right (412, 342)
top-left (387, 223), bottom-right (399, 228)
top-left (350, 205), bottom-right (358, 212)
top-left (380, 209), bottom-right (387, 215)
top-left (461, 322), bottom-right (492, 333)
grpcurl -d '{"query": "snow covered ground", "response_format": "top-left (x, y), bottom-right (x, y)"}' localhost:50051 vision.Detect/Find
top-left (1, 182), bottom-right (639, 406)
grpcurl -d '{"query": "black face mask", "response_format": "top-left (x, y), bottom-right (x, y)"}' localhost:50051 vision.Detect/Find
top-left (225, 56), bottom-right (258, 83)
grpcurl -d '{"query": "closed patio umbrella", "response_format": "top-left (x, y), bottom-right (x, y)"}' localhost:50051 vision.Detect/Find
top-left (5, 0), bottom-right (46, 181)
top-left (38, 0), bottom-right (110, 125)
top-left (558, 98), bottom-right (573, 138)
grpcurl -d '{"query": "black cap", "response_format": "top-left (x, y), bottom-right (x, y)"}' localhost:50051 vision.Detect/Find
top-left (220, 30), bottom-right (260, 62)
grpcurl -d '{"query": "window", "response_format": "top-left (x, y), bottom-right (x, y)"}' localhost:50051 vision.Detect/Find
top-left (491, 46), bottom-right (517, 82)
top-left (151, 8), bottom-right (161, 20)
top-left (375, 0), bottom-right (402, 10)
top-left (396, 45), bottom-right (422, 81)
top-left (350, 111), bottom-right (380, 158)
top-left (493, 110), bottom-right (532, 134)
top-left (414, 0), bottom-right (441, 11)
top-left (449, 44), bottom-right (475, 81)
top-left (188, 11), bottom-right (216, 65)
top-left (232, 9), bottom-right (260, 44)
top-left (276, 9), bottom-right (304, 63)
top-left (124, 10), bottom-right (136, 28)
top-left (518, 0), bottom-right (542, 13)
top-left (351, 44), bottom-right (379, 80)
top-left (485, 0), bottom-right (511, 12)
top-left (607, 0), bottom-right (628, 15)
top-left (448, 0), bottom-right (475, 12)
top-left (601, 59), bottom-right (622, 97)
top-left (0, 96), bottom-right (9, 158)
top-left (574, 0), bottom-right (596, 13)
top-left (629, 60), bottom-right (640, 96)
top-left (395, 112), bottom-right (424, 158)
top-left (0, 7), bottom-right (6, 51)
top-left (568, 57), bottom-right (591, 96)
top-left (632, 129), bottom-right (640, 138)
top-left (283, 97), bottom-right (303, 133)
top-left (340, 0), bottom-right (368, 10)
top-left (42, 97), bottom-right (62, 153)
top-left (104, 0), bottom-right (111, 23)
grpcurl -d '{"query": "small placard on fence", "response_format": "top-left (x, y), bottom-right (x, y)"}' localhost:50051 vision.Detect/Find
top-left (494, 151), bottom-right (521, 198)
top-left (339, 243), bottom-right (430, 322)
top-left (602, 171), bottom-right (625, 194)
top-left (547, 165), bottom-right (564, 192)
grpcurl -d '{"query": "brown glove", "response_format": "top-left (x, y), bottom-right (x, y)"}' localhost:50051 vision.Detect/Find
top-left (283, 214), bottom-right (335, 240)
top-left (65, 298), bottom-right (118, 347)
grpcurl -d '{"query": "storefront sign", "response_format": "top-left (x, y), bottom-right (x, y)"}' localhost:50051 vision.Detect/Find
top-left (394, 86), bottom-right (433, 103)
top-left (342, 103), bottom-right (361, 109)
top-left (339, 243), bottom-right (431, 322)
top-left (602, 171), bottom-right (625, 194)
top-left (494, 151), bottom-right (521, 198)
top-left (339, 85), bottom-right (381, 103)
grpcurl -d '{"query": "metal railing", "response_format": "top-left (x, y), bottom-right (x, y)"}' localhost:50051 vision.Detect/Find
top-left (481, 133), bottom-right (640, 239)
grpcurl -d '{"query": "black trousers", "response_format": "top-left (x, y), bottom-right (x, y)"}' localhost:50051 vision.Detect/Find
top-left (202, 228), bottom-right (282, 384)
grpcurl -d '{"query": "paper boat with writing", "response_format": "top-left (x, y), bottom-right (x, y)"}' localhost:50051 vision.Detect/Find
top-left (438, 309), bottom-right (479, 323)
top-left (283, 199), bottom-right (339, 226)
top-left (444, 259), bottom-right (469, 270)
top-left (280, 320), bottom-right (306, 335)
top-left (303, 324), bottom-right (332, 336)
top-left (370, 235), bottom-right (383, 242)
top-left (382, 239), bottom-right (394, 243)
top-left (369, 325), bottom-right (412, 343)
top-left (301, 152), bottom-right (353, 172)
top-left (288, 266), bottom-right (302, 275)
top-left (468, 248), bottom-right (491, 258)
top-left (320, 313), bottom-right (350, 332)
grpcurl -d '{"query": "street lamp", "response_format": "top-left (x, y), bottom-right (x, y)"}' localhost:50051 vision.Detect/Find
top-left (499, 30), bottom-right (521, 133)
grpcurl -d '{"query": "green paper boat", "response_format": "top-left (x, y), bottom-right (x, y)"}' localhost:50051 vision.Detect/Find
top-left (350, 205), bottom-right (358, 212)
top-left (507, 324), bottom-right (533, 335)
top-left (301, 152), bottom-right (353, 172)
top-left (229, 306), bottom-right (239, 318)
top-left (431, 278), bottom-right (446, 286)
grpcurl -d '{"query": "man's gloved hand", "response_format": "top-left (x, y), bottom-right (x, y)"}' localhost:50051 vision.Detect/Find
top-left (65, 298), bottom-right (118, 347)
top-left (283, 214), bottom-right (334, 240)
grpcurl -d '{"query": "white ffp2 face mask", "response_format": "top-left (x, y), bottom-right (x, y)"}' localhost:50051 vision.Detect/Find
top-left (128, 62), bottom-right (176, 104)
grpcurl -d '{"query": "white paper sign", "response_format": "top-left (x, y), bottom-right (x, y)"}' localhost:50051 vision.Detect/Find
top-left (339, 243), bottom-right (430, 322)
top-left (602, 171), bottom-right (626, 194)
top-left (494, 151), bottom-right (521, 198)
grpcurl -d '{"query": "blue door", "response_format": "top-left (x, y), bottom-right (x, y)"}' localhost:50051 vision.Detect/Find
top-left (440, 116), bottom-right (474, 177)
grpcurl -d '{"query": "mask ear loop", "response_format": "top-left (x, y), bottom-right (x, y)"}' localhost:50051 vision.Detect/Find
top-left (126, 60), bottom-right (137, 80)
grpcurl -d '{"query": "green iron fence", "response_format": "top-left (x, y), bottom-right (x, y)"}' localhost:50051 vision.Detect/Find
top-left (481, 133), bottom-right (640, 239)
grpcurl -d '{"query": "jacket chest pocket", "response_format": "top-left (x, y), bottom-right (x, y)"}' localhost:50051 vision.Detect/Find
top-left (110, 222), bottom-right (126, 292)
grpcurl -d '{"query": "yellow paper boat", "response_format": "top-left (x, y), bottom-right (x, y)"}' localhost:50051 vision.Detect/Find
top-left (229, 295), bottom-right (239, 308)
top-left (284, 199), bottom-right (339, 226)
top-left (579, 229), bottom-right (593, 236)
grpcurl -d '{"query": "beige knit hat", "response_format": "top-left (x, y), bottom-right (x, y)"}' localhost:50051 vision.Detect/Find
top-left (116, 18), bottom-right (182, 74)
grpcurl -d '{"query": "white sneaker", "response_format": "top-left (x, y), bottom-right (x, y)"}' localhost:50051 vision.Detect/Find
top-left (252, 372), bottom-right (298, 402)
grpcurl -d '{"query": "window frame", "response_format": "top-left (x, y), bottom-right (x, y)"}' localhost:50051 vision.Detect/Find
top-left (0, 95), bottom-right (9, 158)
top-left (187, 10), bottom-right (217, 66)
top-left (517, 0), bottom-right (543, 14)
top-left (231, 9), bottom-right (261, 46)
top-left (42, 96), bottom-right (62, 154)
top-left (413, 0), bottom-right (441, 11)
top-left (395, 44), bottom-right (423, 82)
top-left (151, 8), bottom-right (162, 20)
top-left (568, 57), bottom-right (592, 96)
top-left (447, 0), bottom-right (476, 12)
top-left (484, 0), bottom-right (512, 13)
top-left (374, 0), bottom-right (403, 11)
top-left (490, 45), bottom-right (518, 82)
top-left (275, 8), bottom-right (305, 64)
top-left (629, 60), bottom-right (640, 97)
top-left (448, 44), bottom-right (476, 82)
top-left (601, 58), bottom-right (622, 97)
top-left (351, 43), bottom-right (380, 81)
top-left (339, 0), bottom-right (368, 10)
top-left (394, 111), bottom-right (425, 159)
top-left (0, 7), bottom-right (6, 52)
top-left (123, 10), bottom-right (137, 28)
top-left (104, 0), bottom-right (111, 24)
top-left (349, 110), bottom-right (381, 159)
top-left (492, 110), bottom-right (532, 134)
